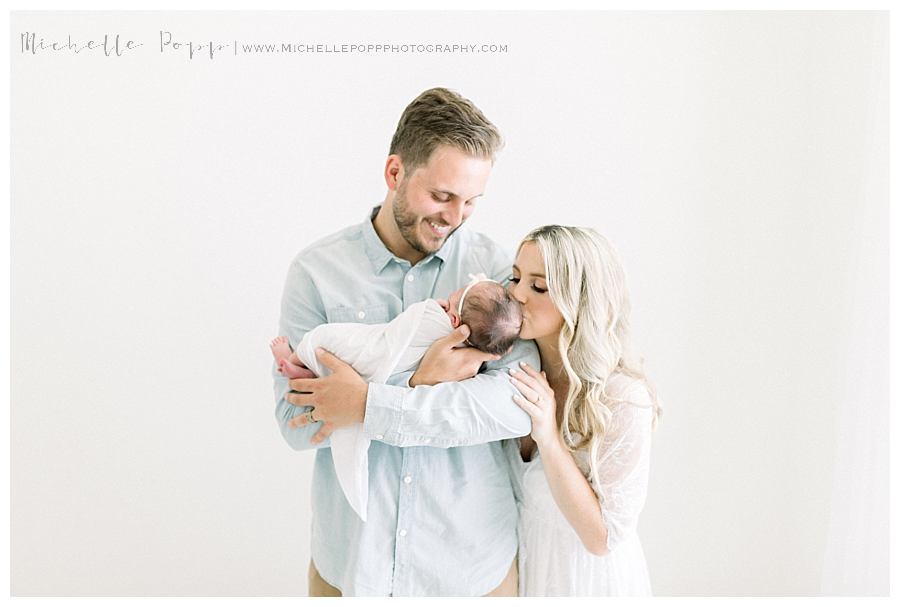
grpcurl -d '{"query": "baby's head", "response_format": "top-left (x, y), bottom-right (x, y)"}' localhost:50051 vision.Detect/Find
top-left (444, 278), bottom-right (523, 356)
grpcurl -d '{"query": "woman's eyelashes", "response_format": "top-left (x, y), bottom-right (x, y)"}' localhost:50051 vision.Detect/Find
top-left (509, 275), bottom-right (547, 294)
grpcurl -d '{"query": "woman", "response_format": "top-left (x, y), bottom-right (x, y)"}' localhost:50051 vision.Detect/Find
top-left (506, 225), bottom-right (661, 596)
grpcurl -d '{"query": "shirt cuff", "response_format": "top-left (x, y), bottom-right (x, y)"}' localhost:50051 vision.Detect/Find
top-left (394, 371), bottom-right (415, 388)
top-left (363, 382), bottom-right (406, 442)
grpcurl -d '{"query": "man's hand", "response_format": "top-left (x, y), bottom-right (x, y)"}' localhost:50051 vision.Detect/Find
top-left (409, 325), bottom-right (501, 387)
top-left (285, 348), bottom-right (369, 431)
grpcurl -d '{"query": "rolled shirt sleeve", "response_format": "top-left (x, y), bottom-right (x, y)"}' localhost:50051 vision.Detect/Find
top-left (273, 257), bottom-right (332, 451)
top-left (363, 338), bottom-right (538, 447)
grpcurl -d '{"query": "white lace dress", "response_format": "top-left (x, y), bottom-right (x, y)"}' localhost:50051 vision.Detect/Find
top-left (508, 375), bottom-right (655, 596)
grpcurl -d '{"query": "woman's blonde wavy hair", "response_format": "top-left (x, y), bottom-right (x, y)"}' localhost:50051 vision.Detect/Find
top-left (520, 225), bottom-right (661, 481)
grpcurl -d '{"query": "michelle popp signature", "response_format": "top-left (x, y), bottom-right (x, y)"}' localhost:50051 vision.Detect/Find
top-left (20, 31), bottom-right (232, 59)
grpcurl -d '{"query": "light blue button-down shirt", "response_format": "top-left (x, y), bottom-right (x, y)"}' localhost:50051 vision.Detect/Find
top-left (274, 207), bottom-right (539, 596)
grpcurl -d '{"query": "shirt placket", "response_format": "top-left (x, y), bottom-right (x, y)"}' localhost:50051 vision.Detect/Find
top-left (392, 446), bottom-right (419, 595)
top-left (390, 258), bottom-right (436, 595)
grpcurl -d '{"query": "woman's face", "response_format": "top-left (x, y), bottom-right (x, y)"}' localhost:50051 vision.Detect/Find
top-left (509, 241), bottom-right (565, 341)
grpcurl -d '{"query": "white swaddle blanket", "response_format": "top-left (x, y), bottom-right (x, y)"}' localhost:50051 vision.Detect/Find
top-left (292, 299), bottom-right (453, 521)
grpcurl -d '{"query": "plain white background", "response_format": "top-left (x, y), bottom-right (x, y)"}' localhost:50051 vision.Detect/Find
top-left (10, 11), bottom-right (889, 596)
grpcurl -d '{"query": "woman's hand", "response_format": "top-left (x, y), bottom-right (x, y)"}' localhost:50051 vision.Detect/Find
top-left (510, 361), bottom-right (559, 448)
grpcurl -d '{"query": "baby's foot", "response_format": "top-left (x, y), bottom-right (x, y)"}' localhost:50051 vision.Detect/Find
top-left (270, 336), bottom-right (293, 362)
top-left (279, 358), bottom-right (316, 380)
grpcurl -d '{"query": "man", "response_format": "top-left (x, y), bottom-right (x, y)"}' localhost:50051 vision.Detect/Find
top-left (273, 88), bottom-right (539, 596)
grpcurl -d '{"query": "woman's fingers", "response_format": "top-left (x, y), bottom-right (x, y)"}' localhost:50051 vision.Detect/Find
top-left (518, 361), bottom-right (545, 381)
top-left (512, 393), bottom-right (539, 416)
top-left (510, 368), bottom-right (552, 403)
top-left (516, 362), bottom-right (552, 393)
top-left (509, 376), bottom-right (539, 403)
top-left (509, 368), bottom-right (540, 391)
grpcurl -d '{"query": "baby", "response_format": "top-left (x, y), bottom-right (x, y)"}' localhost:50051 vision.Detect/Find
top-left (270, 274), bottom-right (522, 521)
top-left (272, 275), bottom-right (521, 379)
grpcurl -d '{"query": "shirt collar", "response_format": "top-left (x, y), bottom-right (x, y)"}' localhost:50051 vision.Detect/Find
top-left (361, 206), bottom-right (395, 274)
top-left (361, 205), bottom-right (457, 273)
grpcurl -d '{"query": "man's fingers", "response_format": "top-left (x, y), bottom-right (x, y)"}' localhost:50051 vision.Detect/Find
top-left (442, 324), bottom-right (471, 349)
top-left (289, 377), bottom-right (316, 393)
top-left (473, 351), bottom-right (501, 365)
top-left (315, 347), bottom-right (346, 372)
top-left (310, 422), bottom-right (335, 445)
top-left (288, 410), bottom-right (314, 428)
top-left (285, 391), bottom-right (316, 407)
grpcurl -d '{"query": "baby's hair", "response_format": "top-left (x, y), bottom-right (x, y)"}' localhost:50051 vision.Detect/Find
top-left (460, 283), bottom-right (523, 356)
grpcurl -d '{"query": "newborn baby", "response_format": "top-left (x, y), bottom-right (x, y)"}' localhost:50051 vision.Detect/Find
top-left (270, 274), bottom-right (523, 521)
top-left (273, 275), bottom-right (522, 379)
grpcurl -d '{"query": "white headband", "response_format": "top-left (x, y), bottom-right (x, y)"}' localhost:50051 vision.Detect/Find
top-left (458, 272), bottom-right (500, 316)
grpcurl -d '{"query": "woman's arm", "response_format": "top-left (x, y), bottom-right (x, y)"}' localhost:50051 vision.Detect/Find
top-left (535, 432), bottom-right (610, 555)
top-left (511, 363), bottom-right (654, 556)
top-left (512, 366), bottom-right (653, 555)
top-left (510, 362), bottom-right (609, 555)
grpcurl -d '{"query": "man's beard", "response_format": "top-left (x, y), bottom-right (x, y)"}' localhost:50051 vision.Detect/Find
top-left (392, 182), bottom-right (460, 255)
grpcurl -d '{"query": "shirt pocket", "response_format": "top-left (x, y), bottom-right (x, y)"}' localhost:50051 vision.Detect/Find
top-left (326, 303), bottom-right (391, 324)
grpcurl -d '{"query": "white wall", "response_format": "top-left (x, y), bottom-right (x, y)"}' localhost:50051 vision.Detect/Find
top-left (10, 11), bottom-right (889, 596)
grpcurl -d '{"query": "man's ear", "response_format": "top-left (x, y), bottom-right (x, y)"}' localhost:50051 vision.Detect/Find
top-left (384, 154), bottom-right (404, 191)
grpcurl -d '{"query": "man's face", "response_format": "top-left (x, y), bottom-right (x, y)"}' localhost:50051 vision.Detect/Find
top-left (392, 145), bottom-right (492, 257)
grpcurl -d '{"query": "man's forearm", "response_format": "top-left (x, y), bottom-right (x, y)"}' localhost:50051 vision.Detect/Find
top-left (362, 339), bottom-right (540, 448)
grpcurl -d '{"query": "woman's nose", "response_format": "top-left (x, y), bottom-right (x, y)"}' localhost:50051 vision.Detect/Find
top-left (509, 282), bottom-right (525, 304)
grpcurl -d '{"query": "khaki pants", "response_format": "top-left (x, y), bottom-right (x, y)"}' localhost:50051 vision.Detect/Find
top-left (308, 558), bottom-right (518, 597)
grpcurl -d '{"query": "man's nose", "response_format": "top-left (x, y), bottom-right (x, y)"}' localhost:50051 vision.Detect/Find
top-left (441, 200), bottom-right (465, 227)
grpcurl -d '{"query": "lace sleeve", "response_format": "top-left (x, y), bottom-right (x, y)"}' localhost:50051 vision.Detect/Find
top-left (590, 382), bottom-right (655, 552)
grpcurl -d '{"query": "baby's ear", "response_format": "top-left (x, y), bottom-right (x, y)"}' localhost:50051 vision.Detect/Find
top-left (449, 312), bottom-right (461, 328)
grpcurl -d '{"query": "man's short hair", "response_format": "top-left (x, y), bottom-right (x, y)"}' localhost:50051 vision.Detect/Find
top-left (389, 87), bottom-right (503, 174)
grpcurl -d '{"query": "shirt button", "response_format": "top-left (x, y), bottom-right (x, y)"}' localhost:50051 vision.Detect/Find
top-left (375, 434), bottom-right (383, 440)
top-left (357, 311), bottom-right (365, 319)
top-left (407, 274), bottom-right (415, 282)
top-left (403, 475), bottom-right (412, 484)
top-left (399, 529), bottom-right (408, 537)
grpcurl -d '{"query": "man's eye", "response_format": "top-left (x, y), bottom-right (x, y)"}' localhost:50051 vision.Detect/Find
top-left (432, 193), bottom-right (450, 202)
